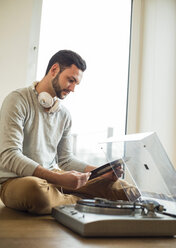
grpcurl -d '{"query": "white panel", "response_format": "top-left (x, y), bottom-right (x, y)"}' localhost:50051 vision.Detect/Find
top-left (0, 0), bottom-right (42, 106)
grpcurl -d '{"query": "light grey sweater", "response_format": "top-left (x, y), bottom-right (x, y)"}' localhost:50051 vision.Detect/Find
top-left (0, 86), bottom-right (88, 185)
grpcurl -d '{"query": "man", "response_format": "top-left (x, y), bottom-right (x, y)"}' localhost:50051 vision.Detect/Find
top-left (0, 50), bottom-right (132, 215)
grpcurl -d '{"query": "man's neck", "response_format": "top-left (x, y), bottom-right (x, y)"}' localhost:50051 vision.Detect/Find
top-left (36, 77), bottom-right (56, 97)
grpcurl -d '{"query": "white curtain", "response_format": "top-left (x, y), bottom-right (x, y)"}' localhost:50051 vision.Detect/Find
top-left (127, 0), bottom-right (176, 167)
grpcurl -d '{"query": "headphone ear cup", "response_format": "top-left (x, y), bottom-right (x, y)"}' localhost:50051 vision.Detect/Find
top-left (48, 99), bottom-right (60, 114)
top-left (38, 92), bottom-right (54, 108)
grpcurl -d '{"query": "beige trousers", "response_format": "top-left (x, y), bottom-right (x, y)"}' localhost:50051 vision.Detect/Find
top-left (0, 170), bottom-right (137, 215)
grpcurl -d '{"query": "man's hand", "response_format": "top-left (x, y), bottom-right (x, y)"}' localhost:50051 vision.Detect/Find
top-left (84, 165), bottom-right (123, 182)
top-left (33, 165), bottom-right (91, 190)
top-left (56, 170), bottom-right (91, 189)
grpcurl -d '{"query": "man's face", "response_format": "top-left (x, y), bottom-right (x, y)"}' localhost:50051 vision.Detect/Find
top-left (52, 64), bottom-right (83, 99)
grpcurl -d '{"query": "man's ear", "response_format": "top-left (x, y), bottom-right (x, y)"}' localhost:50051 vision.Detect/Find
top-left (50, 63), bottom-right (60, 77)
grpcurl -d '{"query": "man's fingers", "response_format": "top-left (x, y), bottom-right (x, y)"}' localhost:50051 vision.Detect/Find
top-left (57, 171), bottom-right (91, 190)
top-left (75, 172), bottom-right (91, 189)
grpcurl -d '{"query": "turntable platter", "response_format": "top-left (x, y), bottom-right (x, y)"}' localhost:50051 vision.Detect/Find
top-left (75, 198), bottom-right (140, 215)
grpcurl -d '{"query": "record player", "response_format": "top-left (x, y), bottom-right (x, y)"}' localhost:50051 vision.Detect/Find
top-left (52, 132), bottom-right (176, 237)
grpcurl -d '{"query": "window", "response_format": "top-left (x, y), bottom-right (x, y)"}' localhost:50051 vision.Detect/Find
top-left (37, 0), bottom-right (132, 165)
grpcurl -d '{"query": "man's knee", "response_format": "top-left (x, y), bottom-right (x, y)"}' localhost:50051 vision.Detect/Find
top-left (1, 176), bottom-right (52, 214)
top-left (20, 176), bottom-right (52, 214)
top-left (112, 179), bottom-right (141, 201)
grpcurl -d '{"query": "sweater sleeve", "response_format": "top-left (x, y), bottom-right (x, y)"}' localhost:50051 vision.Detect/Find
top-left (57, 114), bottom-right (88, 172)
top-left (0, 92), bottom-right (39, 176)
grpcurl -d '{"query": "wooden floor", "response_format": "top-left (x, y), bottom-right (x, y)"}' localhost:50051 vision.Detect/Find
top-left (0, 199), bottom-right (176, 248)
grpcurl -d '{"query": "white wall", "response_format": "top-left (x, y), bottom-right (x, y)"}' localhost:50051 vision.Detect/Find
top-left (0, 0), bottom-right (42, 106)
top-left (127, 0), bottom-right (176, 167)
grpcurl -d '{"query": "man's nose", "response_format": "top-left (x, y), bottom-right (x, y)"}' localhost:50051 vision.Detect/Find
top-left (68, 83), bottom-right (76, 92)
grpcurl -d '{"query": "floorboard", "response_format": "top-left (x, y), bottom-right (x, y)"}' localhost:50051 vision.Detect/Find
top-left (0, 199), bottom-right (176, 248)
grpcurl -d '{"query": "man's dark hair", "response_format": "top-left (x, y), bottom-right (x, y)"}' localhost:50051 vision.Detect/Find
top-left (45, 50), bottom-right (87, 75)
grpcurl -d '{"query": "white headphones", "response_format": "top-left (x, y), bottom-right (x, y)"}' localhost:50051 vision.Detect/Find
top-left (31, 82), bottom-right (60, 114)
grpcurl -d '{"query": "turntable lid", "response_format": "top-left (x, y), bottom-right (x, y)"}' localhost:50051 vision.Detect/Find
top-left (100, 132), bottom-right (176, 204)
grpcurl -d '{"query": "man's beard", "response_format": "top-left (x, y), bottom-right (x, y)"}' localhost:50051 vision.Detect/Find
top-left (52, 72), bottom-right (67, 99)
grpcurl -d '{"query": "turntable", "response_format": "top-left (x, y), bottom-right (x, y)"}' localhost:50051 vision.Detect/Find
top-left (52, 132), bottom-right (176, 237)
